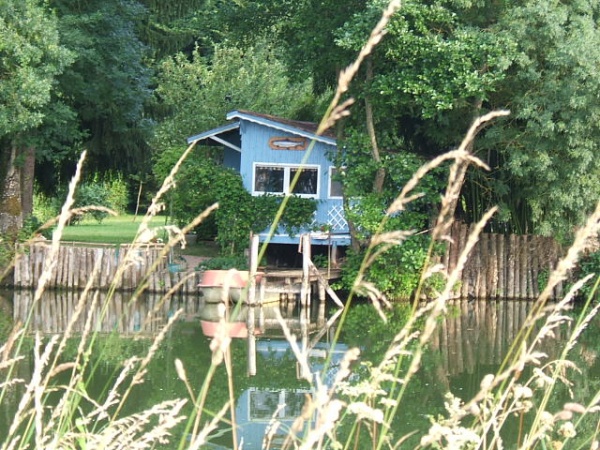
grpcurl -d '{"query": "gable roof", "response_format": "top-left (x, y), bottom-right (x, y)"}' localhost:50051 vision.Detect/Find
top-left (187, 110), bottom-right (336, 147)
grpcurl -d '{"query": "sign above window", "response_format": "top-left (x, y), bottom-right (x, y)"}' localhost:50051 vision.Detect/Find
top-left (268, 136), bottom-right (307, 151)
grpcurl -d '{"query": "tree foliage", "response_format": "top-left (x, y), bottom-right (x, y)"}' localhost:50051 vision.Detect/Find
top-left (3, 0), bottom-right (600, 244)
top-left (0, 0), bottom-right (73, 236)
top-left (0, 0), bottom-right (72, 138)
top-left (51, 0), bottom-right (153, 174)
top-left (151, 39), bottom-right (326, 253)
top-left (480, 0), bottom-right (600, 237)
top-left (152, 39), bottom-right (318, 152)
top-left (336, 0), bottom-right (600, 239)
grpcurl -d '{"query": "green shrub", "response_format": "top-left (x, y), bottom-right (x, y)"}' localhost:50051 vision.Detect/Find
top-left (104, 173), bottom-right (129, 214)
top-left (73, 182), bottom-right (112, 223)
top-left (198, 255), bottom-right (249, 271)
top-left (33, 190), bottom-right (59, 224)
top-left (575, 250), bottom-right (600, 301)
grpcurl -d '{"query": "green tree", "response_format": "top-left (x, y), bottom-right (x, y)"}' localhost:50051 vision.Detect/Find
top-left (138, 0), bottom-right (217, 60)
top-left (153, 39), bottom-right (317, 151)
top-left (215, 0), bottom-right (367, 93)
top-left (480, 0), bottom-right (600, 238)
top-left (51, 0), bottom-right (153, 175)
top-left (0, 0), bottom-right (73, 235)
top-left (152, 40), bottom-right (320, 253)
top-left (336, 0), bottom-right (600, 239)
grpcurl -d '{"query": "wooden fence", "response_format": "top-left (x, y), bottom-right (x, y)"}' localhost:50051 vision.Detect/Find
top-left (13, 222), bottom-right (567, 299)
top-left (12, 241), bottom-right (201, 295)
top-left (444, 222), bottom-right (564, 300)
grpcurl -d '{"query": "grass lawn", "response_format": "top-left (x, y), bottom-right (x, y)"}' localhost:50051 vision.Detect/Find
top-left (59, 214), bottom-right (220, 257)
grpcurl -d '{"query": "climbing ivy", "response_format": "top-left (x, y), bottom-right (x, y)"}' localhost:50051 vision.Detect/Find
top-left (156, 150), bottom-right (317, 256)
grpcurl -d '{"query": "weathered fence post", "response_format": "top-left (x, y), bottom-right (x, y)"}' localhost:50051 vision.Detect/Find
top-left (300, 234), bottom-right (311, 306)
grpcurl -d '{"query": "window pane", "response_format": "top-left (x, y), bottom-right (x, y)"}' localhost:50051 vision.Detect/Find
top-left (255, 166), bottom-right (284, 193)
top-left (329, 168), bottom-right (344, 197)
top-left (291, 168), bottom-right (318, 195)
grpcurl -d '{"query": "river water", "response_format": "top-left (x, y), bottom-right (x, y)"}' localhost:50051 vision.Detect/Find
top-left (0, 289), bottom-right (598, 448)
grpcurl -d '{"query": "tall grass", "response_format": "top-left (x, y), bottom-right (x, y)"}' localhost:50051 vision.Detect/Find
top-left (2, 0), bottom-right (600, 449)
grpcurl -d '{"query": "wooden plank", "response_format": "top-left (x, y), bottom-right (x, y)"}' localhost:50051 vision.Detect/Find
top-left (531, 237), bottom-right (541, 298)
top-left (520, 235), bottom-right (528, 299)
top-left (460, 223), bottom-right (471, 298)
top-left (507, 235), bottom-right (516, 299)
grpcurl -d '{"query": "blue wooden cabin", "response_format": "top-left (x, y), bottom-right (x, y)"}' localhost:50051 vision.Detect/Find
top-left (187, 110), bottom-right (350, 248)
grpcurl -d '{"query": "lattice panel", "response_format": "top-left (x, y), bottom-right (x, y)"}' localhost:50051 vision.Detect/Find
top-left (328, 205), bottom-right (347, 231)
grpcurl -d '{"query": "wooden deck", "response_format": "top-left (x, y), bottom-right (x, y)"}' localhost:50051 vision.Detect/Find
top-left (255, 267), bottom-right (341, 303)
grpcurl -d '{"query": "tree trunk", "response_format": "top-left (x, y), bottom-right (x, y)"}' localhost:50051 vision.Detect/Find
top-left (21, 146), bottom-right (35, 218)
top-left (365, 57), bottom-right (385, 193)
top-left (343, 194), bottom-right (361, 252)
top-left (0, 145), bottom-right (23, 237)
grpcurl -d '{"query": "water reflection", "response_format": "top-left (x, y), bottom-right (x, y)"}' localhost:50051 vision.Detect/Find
top-left (3, 291), bottom-right (599, 449)
top-left (430, 299), bottom-right (580, 376)
top-left (12, 289), bottom-right (203, 335)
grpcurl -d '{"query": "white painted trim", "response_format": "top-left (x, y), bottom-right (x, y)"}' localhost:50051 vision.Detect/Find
top-left (328, 166), bottom-right (345, 199)
top-left (252, 162), bottom-right (320, 199)
top-left (210, 135), bottom-right (241, 152)
top-left (227, 110), bottom-right (336, 146)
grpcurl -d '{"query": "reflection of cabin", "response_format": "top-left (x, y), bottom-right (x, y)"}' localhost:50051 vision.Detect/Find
top-left (187, 111), bottom-right (350, 250)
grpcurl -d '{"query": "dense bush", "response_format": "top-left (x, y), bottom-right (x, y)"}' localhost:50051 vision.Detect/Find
top-left (575, 249), bottom-right (600, 301)
top-left (32, 173), bottom-right (129, 227)
top-left (155, 147), bottom-right (317, 256)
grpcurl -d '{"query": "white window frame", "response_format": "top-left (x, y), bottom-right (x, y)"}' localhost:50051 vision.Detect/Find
top-left (252, 163), bottom-right (320, 199)
top-left (328, 166), bottom-right (345, 199)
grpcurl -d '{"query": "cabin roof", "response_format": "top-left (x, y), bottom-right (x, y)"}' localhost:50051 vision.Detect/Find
top-left (186, 110), bottom-right (336, 147)
top-left (186, 122), bottom-right (241, 148)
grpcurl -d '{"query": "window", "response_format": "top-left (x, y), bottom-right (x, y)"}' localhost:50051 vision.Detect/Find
top-left (253, 164), bottom-right (319, 198)
top-left (329, 167), bottom-right (344, 198)
top-left (254, 166), bottom-right (284, 194)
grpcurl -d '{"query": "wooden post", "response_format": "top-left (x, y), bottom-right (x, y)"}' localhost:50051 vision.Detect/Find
top-left (507, 234), bottom-right (516, 299)
top-left (532, 237), bottom-right (540, 298)
top-left (459, 224), bottom-right (469, 298)
top-left (497, 234), bottom-right (505, 298)
top-left (318, 281), bottom-right (326, 303)
top-left (248, 234), bottom-right (259, 306)
top-left (477, 233), bottom-right (487, 298)
top-left (489, 234), bottom-right (498, 299)
top-left (526, 236), bottom-right (534, 299)
top-left (448, 221), bottom-right (460, 275)
top-left (247, 306), bottom-right (257, 376)
top-left (519, 235), bottom-right (528, 299)
top-left (301, 235), bottom-right (311, 306)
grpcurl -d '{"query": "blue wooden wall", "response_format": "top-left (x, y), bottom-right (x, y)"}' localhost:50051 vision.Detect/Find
top-left (238, 121), bottom-right (349, 246)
